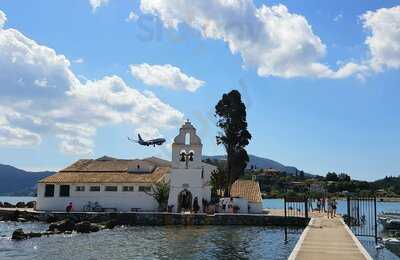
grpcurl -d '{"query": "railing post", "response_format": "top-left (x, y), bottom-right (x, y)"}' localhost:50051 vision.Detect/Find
top-left (284, 196), bottom-right (287, 242)
top-left (304, 196), bottom-right (309, 219)
top-left (346, 196), bottom-right (350, 225)
top-left (374, 197), bottom-right (378, 244)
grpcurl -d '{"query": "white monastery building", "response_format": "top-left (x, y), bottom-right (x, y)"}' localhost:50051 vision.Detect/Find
top-left (36, 121), bottom-right (262, 213)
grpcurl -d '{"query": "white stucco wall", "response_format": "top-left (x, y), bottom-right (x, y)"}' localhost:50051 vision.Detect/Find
top-left (168, 168), bottom-right (213, 212)
top-left (248, 202), bottom-right (263, 214)
top-left (36, 183), bottom-right (159, 212)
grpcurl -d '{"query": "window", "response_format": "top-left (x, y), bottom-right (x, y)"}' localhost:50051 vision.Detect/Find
top-left (59, 185), bottom-right (70, 197)
top-left (139, 186), bottom-right (151, 192)
top-left (185, 132), bottom-right (190, 145)
top-left (75, 186), bottom-right (85, 192)
top-left (123, 186), bottom-right (134, 192)
top-left (44, 184), bottom-right (55, 197)
top-left (105, 186), bottom-right (118, 192)
top-left (90, 186), bottom-right (100, 192)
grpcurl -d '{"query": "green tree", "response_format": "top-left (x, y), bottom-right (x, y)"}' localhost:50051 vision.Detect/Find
top-left (149, 180), bottom-right (170, 211)
top-left (326, 172), bottom-right (339, 181)
top-left (338, 173), bottom-right (351, 182)
top-left (215, 90), bottom-right (252, 196)
top-left (210, 167), bottom-right (226, 198)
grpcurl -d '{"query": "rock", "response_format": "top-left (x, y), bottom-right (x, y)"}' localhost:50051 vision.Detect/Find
top-left (64, 231), bottom-right (73, 235)
top-left (75, 221), bottom-right (91, 233)
top-left (75, 221), bottom-right (100, 233)
top-left (3, 202), bottom-right (15, 208)
top-left (104, 219), bottom-right (118, 229)
top-left (26, 201), bottom-right (36, 208)
top-left (45, 214), bottom-right (58, 223)
top-left (90, 224), bottom-right (100, 233)
top-left (16, 202), bottom-right (26, 208)
top-left (28, 232), bottom-right (42, 238)
top-left (0, 202), bottom-right (3, 207)
top-left (11, 229), bottom-right (28, 240)
top-left (48, 219), bottom-right (76, 232)
top-left (17, 218), bottom-right (27, 223)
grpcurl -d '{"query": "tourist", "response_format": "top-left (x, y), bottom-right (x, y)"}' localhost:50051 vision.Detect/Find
top-left (193, 197), bottom-right (200, 213)
top-left (316, 198), bottom-right (321, 212)
top-left (327, 198), bottom-right (332, 218)
top-left (202, 198), bottom-right (208, 213)
top-left (322, 197), bottom-right (326, 212)
top-left (331, 198), bottom-right (337, 217)
top-left (66, 202), bottom-right (73, 212)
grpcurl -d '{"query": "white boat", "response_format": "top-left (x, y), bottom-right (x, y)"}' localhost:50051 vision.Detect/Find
top-left (379, 212), bottom-right (400, 230)
top-left (383, 237), bottom-right (400, 245)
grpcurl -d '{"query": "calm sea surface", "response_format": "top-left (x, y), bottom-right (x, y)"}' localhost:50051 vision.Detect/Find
top-left (1, 197), bottom-right (399, 259)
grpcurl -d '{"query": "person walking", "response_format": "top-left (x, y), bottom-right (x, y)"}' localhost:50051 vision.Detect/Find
top-left (327, 198), bottom-right (332, 218)
top-left (331, 198), bottom-right (337, 217)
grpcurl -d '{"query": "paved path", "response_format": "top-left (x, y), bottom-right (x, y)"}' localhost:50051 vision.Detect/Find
top-left (289, 217), bottom-right (372, 260)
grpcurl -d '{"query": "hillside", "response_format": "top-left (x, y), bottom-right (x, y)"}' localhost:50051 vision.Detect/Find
top-left (0, 164), bottom-right (54, 195)
top-left (203, 154), bottom-right (306, 175)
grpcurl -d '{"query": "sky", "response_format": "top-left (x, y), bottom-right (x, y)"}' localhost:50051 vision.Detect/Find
top-left (0, 0), bottom-right (399, 181)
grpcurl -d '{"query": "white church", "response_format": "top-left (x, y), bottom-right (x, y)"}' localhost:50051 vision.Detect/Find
top-left (36, 120), bottom-right (262, 213)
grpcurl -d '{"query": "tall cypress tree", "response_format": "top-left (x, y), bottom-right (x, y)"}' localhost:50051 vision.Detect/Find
top-left (215, 90), bottom-right (252, 196)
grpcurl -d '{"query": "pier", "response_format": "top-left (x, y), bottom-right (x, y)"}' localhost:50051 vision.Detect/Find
top-left (289, 215), bottom-right (372, 260)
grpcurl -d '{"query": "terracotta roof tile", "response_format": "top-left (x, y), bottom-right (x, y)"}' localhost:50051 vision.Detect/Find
top-left (230, 180), bottom-right (263, 203)
top-left (39, 166), bottom-right (170, 184)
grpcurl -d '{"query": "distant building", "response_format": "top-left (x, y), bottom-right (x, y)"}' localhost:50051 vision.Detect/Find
top-left (229, 179), bottom-right (263, 213)
top-left (36, 157), bottom-right (170, 212)
top-left (36, 121), bottom-right (216, 212)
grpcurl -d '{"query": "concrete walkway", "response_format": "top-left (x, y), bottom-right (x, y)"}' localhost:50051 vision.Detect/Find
top-left (289, 217), bottom-right (372, 260)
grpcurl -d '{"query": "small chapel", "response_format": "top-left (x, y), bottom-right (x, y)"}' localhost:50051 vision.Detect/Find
top-left (36, 120), bottom-right (216, 212)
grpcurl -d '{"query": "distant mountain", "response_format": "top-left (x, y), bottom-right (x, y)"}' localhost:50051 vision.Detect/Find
top-left (203, 154), bottom-right (309, 175)
top-left (0, 164), bottom-right (54, 196)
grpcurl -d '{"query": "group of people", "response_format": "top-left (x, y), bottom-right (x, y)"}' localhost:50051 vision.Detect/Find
top-left (310, 197), bottom-right (337, 218)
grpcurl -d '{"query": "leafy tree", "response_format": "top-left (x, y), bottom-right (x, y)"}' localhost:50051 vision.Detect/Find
top-left (338, 173), bottom-right (351, 182)
top-left (215, 90), bottom-right (252, 196)
top-left (149, 180), bottom-right (170, 211)
top-left (326, 172), bottom-right (339, 181)
top-left (210, 167), bottom-right (226, 198)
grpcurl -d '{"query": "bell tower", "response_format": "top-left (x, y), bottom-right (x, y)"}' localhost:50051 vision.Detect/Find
top-left (172, 120), bottom-right (203, 169)
top-left (168, 120), bottom-right (212, 213)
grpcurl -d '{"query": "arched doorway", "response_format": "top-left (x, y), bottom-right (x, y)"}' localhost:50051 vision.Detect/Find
top-left (177, 189), bottom-right (193, 212)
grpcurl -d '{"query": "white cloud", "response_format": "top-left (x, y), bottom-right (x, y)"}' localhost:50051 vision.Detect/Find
top-left (362, 6), bottom-right (400, 72)
top-left (73, 58), bottom-right (84, 64)
top-left (130, 63), bottom-right (204, 92)
top-left (139, 1), bottom-right (400, 79)
top-left (126, 11), bottom-right (139, 22)
top-left (333, 14), bottom-right (343, 22)
top-left (89, 0), bottom-right (109, 12)
top-left (0, 10), bottom-right (6, 28)
top-left (139, 1), bottom-right (337, 78)
top-left (0, 125), bottom-right (41, 147)
top-left (0, 11), bottom-right (184, 155)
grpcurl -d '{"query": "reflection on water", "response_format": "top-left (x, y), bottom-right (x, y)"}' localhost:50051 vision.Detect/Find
top-left (0, 223), bottom-right (300, 260)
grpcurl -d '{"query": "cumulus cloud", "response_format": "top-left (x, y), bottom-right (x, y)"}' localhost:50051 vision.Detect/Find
top-left (0, 10), bottom-right (6, 28)
top-left (126, 11), bottom-right (139, 22)
top-left (0, 10), bottom-right (184, 155)
top-left (130, 63), bottom-right (204, 92)
top-left (362, 6), bottom-right (400, 72)
top-left (139, 0), bottom-right (400, 79)
top-left (139, 0), bottom-right (337, 78)
top-left (89, 0), bottom-right (109, 12)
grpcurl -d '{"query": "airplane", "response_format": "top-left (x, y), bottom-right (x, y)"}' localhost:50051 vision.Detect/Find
top-left (128, 134), bottom-right (166, 147)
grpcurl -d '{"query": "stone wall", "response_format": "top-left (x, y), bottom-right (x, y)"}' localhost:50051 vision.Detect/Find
top-left (0, 210), bottom-right (309, 227)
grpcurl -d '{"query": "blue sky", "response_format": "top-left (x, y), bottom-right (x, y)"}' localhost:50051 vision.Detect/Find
top-left (0, 0), bottom-right (399, 181)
